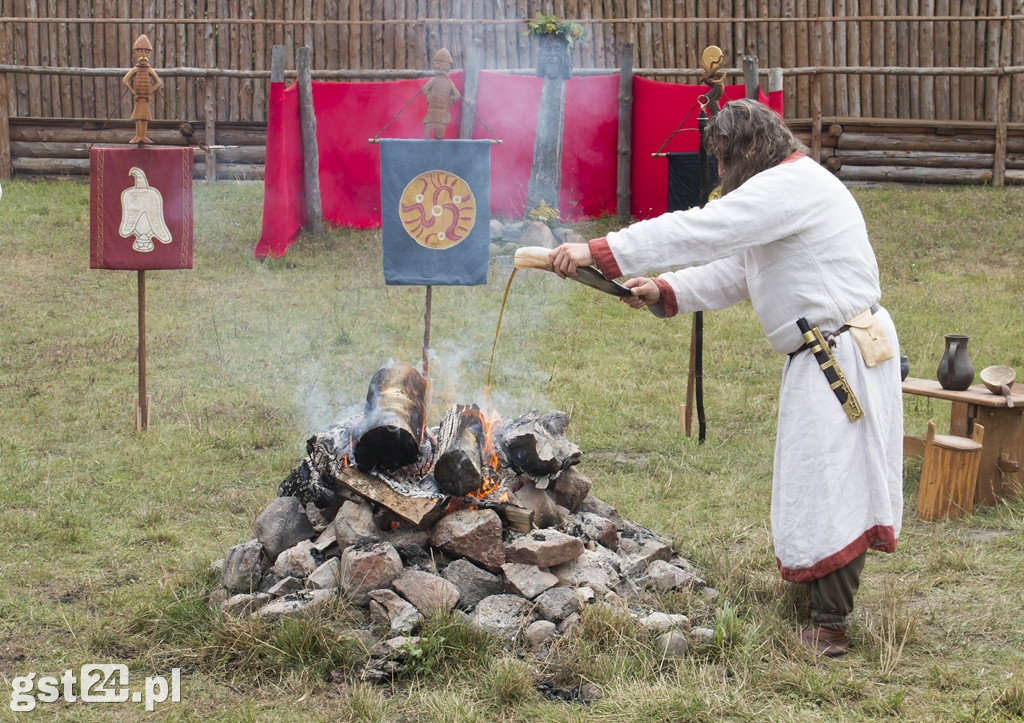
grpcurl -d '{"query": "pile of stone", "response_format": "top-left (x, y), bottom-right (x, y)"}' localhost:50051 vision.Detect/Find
top-left (212, 397), bottom-right (718, 678)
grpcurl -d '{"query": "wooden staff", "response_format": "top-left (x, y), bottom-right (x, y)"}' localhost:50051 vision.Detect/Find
top-left (135, 269), bottom-right (150, 430)
top-left (422, 285), bottom-right (431, 377)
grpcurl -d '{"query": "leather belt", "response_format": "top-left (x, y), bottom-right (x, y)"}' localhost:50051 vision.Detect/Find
top-left (789, 304), bottom-right (879, 358)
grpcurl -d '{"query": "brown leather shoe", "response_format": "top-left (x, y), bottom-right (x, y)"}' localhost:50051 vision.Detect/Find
top-left (799, 625), bottom-right (849, 657)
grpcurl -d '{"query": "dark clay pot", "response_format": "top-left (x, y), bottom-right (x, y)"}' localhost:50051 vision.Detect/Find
top-left (936, 334), bottom-right (974, 391)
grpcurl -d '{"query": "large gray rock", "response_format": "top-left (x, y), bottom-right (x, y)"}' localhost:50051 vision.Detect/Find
top-left (430, 509), bottom-right (505, 572)
top-left (505, 529), bottom-right (584, 568)
top-left (639, 560), bottom-right (706, 593)
top-left (220, 592), bottom-right (271, 617)
top-left (577, 495), bottom-right (624, 530)
top-left (501, 562), bottom-right (558, 600)
top-left (333, 499), bottom-right (378, 548)
top-left (272, 539), bottom-right (318, 579)
top-left (255, 496), bottom-right (316, 560)
top-left (549, 467), bottom-right (593, 513)
top-left (519, 220), bottom-right (557, 249)
top-left (368, 589), bottom-right (423, 634)
top-left (338, 541), bottom-right (403, 606)
top-left (470, 594), bottom-right (536, 641)
top-left (577, 512), bottom-right (619, 551)
top-left (442, 558), bottom-right (504, 610)
top-left (392, 569), bottom-right (460, 617)
top-left (255, 589), bottom-right (336, 621)
top-left (550, 548), bottom-right (620, 592)
top-left (221, 538), bottom-right (266, 593)
top-left (307, 557), bottom-right (342, 589)
top-left (514, 483), bottom-right (564, 529)
top-left (533, 586), bottom-right (581, 623)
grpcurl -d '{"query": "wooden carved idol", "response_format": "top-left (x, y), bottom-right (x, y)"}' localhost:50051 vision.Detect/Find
top-left (123, 34), bottom-right (163, 144)
top-left (422, 48), bottom-right (460, 139)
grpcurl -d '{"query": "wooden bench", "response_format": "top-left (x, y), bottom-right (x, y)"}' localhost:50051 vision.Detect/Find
top-left (902, 377), bottom-right (1024, 506)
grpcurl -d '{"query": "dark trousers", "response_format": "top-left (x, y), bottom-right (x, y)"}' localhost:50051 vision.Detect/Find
top-left (810, 552), bottom-right (866, 630)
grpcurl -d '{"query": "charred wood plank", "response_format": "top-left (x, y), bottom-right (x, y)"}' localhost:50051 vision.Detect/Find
top-left (337, 466), bottom-right (447, 528)
top-left (354, 364), bottom-right (428, 471)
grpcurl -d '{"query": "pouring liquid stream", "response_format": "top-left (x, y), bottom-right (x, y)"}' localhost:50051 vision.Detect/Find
top-left (485, 268), bottom-right (517, 399)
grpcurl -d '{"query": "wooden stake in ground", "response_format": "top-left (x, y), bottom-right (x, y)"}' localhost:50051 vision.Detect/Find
top-left (134, 269), bottom-right (150, 430)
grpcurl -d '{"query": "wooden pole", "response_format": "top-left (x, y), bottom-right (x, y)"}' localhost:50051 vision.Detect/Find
top-left (0, 72), bottom-right (10, 180)
top-left (297, 45), bottom-right (322, 234)
top-left (811, 72), bottom-right (823, 163)
top-left (135, 270), bottom-right (150, 431)
top-left (270, 44), bottom-right (285, 84)
top-left (616, 42), bottom-right (634, 223)
top-left (742, 55), bottom-right (759, 99)
top-left (458, 38), bottom-right (482, 140)
top-left (423, 285), bottom-right (432, 377)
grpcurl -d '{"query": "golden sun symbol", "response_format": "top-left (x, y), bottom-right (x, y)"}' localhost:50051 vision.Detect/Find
top-left (399, 170), bottom-right (476, 249)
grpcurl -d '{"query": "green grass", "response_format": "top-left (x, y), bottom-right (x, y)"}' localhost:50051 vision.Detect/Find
top-left (1, 179), bottom-right (1023, 720)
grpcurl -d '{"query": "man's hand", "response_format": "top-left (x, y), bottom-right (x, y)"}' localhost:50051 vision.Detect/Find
top-left (549, 242), bottom-right (595, 279)
top-left (622, 277), bottom-right (661, 309)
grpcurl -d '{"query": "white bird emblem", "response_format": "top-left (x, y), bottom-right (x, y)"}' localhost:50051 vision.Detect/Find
top-left (119, 166), bottom-right (172, 252)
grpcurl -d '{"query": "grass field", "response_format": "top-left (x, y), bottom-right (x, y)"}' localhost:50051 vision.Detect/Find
top-left (1, 179), bottom-right (1022, 721)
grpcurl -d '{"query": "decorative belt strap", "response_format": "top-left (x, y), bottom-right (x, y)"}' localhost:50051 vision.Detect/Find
top-left (789, 304), bottom-right (880, 359)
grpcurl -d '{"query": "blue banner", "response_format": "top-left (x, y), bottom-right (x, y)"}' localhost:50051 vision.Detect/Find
top-left (380, 139), bottom-right (491, 286)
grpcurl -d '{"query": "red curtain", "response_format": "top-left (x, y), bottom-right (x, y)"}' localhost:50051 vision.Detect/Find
top-left (256, 73), bottom-right (783, 258)
top-left (629, 78), bottom-right (784, 219)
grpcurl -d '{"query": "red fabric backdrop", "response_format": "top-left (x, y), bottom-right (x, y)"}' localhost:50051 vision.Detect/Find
top-left (256, 73), bottom-right (783, 258)
top-left (629, 78), bottom-right (784, 219)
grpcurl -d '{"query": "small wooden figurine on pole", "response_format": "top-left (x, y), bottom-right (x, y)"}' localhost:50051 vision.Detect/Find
top-left (89, 32), bottom-right (194, 431)
top-left (123, 34), bottom-right (162, 145)
top-left (422, 48), bottom-right (461, 140)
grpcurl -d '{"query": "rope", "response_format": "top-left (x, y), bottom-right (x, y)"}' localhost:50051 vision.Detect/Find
top-left (652, 96), bottom-right (707, 156)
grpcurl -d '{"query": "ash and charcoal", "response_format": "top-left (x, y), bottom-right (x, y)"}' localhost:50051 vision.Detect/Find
top-left (213, 364), bottom-right (718, 680)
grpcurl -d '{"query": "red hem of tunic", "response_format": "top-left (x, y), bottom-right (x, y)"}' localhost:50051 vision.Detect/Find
top-left (776, 525), bottom-right (898, 583)
top-left (589, 237), bottom-right (621, 279)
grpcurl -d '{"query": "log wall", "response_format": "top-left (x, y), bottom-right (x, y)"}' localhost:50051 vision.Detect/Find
top-left (1, 2), bottom-right (1022, 123)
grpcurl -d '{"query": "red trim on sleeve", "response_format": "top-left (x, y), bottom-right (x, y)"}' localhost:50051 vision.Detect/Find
top-left (777, 525), bottom-right (898, 583)
top-left (588, 237), bottom-right (622, 279)
top-left (653, 278), bottom-right (678, 317)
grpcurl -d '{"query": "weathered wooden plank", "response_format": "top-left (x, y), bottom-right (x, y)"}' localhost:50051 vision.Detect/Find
top-left (933, 0), bottom-right (950, 120)
top-left (893, 0), bottom-right (909, 117)
top-left (239, 0), bottom-right (256, 121)
top-left (920, 0), bottom-right (935, 120)
top-left (795, 1), bottom-right (809, 117)
top-left (871, 0), bottom-right (885, 117)
top-left (982, 0), bottom-right (1002, 120)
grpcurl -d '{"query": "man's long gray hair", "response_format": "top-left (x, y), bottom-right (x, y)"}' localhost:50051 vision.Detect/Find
top-left (705, 99), bottom-right (802, 195)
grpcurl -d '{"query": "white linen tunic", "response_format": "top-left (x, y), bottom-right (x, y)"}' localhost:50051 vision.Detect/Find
top-left (591, 154), bottom-right (903, 582)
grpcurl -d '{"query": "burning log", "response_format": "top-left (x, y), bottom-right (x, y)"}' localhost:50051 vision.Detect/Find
top-left (354, 364), bottom-right (428, 471)
top-left (434, 404), bottom-right (487, 497)
top-left (499, 410), bottom-right (581, 485)
top-left (306, 415), bottom-right (359, 480)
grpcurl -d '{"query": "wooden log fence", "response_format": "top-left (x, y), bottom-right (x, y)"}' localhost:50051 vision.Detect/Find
top-left (2, 60), bottom-right (1023, 187)
top-left (2, 9), bottom-right (1023, 120)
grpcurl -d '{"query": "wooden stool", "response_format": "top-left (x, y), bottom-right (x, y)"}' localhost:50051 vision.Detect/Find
top-left (916, 420), bottom-right (985, 521)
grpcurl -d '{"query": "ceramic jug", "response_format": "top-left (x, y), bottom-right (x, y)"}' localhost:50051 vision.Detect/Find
top-left (936, 334), bottom-right (974, 391)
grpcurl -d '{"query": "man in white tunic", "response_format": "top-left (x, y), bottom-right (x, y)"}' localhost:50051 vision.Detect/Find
top-left (550, 99), bottom-right (903, 657)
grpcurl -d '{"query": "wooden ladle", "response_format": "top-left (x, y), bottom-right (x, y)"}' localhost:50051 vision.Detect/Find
top-left (980, 365), bottom-right (1016, 408)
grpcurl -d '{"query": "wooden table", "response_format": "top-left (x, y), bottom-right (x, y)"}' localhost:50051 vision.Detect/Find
top-left (902, 377), bottom-right (1024, 506)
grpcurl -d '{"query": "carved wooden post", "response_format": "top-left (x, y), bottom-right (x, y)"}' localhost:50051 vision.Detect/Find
top-left (743, 55), bottom-right (759, 99)
top-left (617, 43), bottom-right (633, 223)
top-left (297, 46), bottom-right (322, 234)
top-left (0, 71), bottom-right (10, 179)
top-left (459, 38), bottom-right (482, 140)
top-left (526, 34), bottom-right (570, 216)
